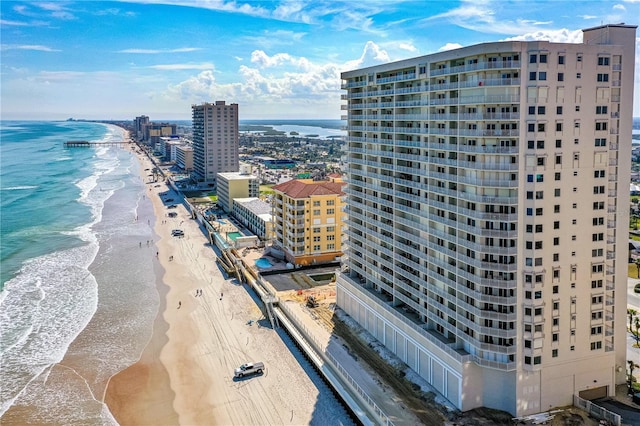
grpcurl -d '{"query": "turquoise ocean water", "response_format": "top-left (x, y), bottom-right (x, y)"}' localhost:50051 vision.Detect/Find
top-left (0, 121), bottom-right (159, 423)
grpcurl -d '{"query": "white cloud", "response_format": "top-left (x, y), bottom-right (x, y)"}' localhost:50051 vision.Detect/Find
top-left (579, 15), bottom-right (598, 19)
top-left (421, 0), bottom-right (558, 35)
top-left (398, 42), bottom-right (418, 52)
top-left (118, 47), bottom-right (202, 54)
top-left (1, 44), bottom-right (60, 52)
top-left (502, 28), bottom-right (583, 44)
top-left (343, 41), bottom-right (390, 71)
top-left (613, 4), bottom-right (626, 10)
top-left (0, 19), bottom-right (29, 26)
top-left (148, 63), bottom-right (214, 70)
top-left (160, 45), bottom-right (365, 117)
top-left (438, 43), bottom-right (463, 52)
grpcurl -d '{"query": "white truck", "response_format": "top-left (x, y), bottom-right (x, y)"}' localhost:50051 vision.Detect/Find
top-left (234, 362), bottom-right (264, 378)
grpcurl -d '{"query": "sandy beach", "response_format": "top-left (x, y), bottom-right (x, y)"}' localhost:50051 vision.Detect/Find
top-left (104, 141), bottom-right (351, 425)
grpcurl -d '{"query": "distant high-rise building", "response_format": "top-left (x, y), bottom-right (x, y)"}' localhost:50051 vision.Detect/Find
top-left (191, 101), bottom-right (239, 185)
top-left (133, 115), bottom-right (149, 141)
top-left (144, 123), bottom-right (177, 146)
top-left (338, 24), bottom-right (636, 416)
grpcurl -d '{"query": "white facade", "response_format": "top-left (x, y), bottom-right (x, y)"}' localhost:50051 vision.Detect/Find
top-left (191, 101), bottom-right (239, 185)
top-left (338, 24), bottom-right (636, 416)
top-left (232, 197), bottom-right (273, 241)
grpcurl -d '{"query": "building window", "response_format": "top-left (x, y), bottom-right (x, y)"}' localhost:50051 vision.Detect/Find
top-left (591, 341), bottom-right (602, 350)
top-left (313, 200), bottom-right (321, 206)
top-left (558, 72), bottom-right (564, 82)
top-left (313, 244), bottom-right (321, 251)
top-left (540, 54), bottom-right (547, 63)
top-left (327, 243), bottom-right (335, 250)
top-left (529, 71), bottom-right (537, 81)
top-left (595, 122), bottom-right (608, 131)
top-left (556, 122), bottom-right (563, 131)
top-left (558, 55), bottom-right (565, 65)
top-left (327, 208), bottom-right (335, 215)
top-left (598, 57), bottom-right (610, 66)
top-left (596, 105), bottom-right (608, 114)
top-left (313, 209), bottom-right (321, 215)
top-left (595, 138), bottom-right (607, 147)
top-left (597, 73), bottom-right (609, 82)
top-left (557, 106), bottom-right (563, 115)
top-left (539, 72), bottom-right (547, 81)
top-left (313, 236), bottom-right (321, 242)
top-left (529, 54), bottom-right (537, 63)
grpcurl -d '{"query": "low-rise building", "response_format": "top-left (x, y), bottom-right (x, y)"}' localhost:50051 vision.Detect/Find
top-left (232, 197), bottom-right (273, 241)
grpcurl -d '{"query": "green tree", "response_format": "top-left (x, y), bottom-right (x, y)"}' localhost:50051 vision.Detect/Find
top-left (635, 317), bottom-right (640, 346)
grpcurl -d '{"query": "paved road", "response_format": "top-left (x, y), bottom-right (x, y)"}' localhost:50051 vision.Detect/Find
top-left (593, 398), bottom-right (640, 426)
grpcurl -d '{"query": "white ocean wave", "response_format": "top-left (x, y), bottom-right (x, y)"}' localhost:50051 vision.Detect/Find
top-left (0, 185), bottom-right (38, 191)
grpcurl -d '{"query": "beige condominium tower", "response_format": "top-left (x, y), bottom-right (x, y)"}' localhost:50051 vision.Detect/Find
top-left (337, 24), bottom-right (636, 416)
top-left (191, 101), bottom-right (239, 186)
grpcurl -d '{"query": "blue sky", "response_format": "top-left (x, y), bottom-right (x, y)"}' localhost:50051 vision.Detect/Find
top-left (1, 0), bottom-right (639, 120)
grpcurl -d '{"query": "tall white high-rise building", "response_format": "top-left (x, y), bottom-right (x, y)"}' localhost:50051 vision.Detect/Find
top-left (191, 101), bottom-right (239, 185)
top-left (337, 24), bottom-right (636, 416)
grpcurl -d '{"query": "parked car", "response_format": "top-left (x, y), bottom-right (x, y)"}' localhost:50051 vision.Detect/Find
top-left (168, 212), bottom-right (177, 218)
top-left (171, 229), bottom-right (184, 237)
top-left (167, 204), bottom-right (177, 209)
top-left (234, 362), bottom-right (264, 378)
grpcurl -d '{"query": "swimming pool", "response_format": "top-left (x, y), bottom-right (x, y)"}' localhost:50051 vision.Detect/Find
top-left (255, 258), bottom-right (273, 269)
top-left (227, 231), bottom-right (243, 241)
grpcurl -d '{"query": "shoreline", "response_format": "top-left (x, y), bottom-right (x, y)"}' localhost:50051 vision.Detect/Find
top-left (103, 137), bottom-right (181, 424)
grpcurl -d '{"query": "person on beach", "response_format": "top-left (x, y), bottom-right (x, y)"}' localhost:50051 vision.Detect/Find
top-left (178, 301), bottom-right (181, 309)
top-left (220, 292), bottom-right (223, 300)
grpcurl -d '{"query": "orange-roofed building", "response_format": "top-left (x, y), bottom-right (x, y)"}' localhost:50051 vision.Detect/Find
top-left (272, 177), bottom-right (346, 266)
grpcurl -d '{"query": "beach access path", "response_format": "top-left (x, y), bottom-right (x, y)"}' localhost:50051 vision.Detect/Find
top-left (104, 144), bottom-right (352, 425)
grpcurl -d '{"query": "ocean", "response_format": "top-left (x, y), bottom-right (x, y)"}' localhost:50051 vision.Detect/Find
top-left (0, 121), bottom-right (159, 424)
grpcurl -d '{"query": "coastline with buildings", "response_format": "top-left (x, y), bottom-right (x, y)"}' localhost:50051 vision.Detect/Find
top-left (2, 24), bottom-right (640, 426)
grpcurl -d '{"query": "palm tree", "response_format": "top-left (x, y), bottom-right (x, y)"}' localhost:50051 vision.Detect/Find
top-left (635, 317), bottom-right (640, 347)
top-left (629, 308), bottom-right (638, 332)
top-left (628, 360), bottom-right (639, 393)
